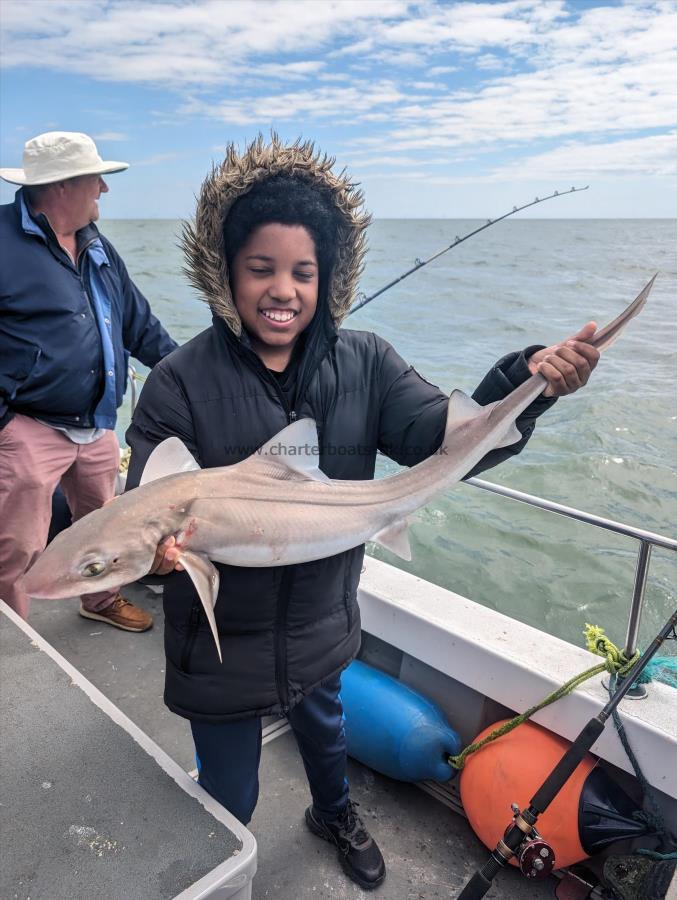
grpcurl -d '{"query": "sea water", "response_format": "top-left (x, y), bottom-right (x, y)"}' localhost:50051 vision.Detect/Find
top-left (105, 218), bottom-right (676, 651)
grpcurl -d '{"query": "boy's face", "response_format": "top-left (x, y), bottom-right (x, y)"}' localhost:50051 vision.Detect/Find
top-left (231, 223), bottom-right (319, 366)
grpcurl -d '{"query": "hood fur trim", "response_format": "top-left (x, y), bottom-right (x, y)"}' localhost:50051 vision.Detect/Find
top-left (182, 135), bottom-right (371, 335)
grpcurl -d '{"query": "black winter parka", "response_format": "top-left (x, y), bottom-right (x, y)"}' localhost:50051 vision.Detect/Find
top-left (126, 314), bottom-right (553, 722)
top-left (126, 136), bottom-right (555, 722)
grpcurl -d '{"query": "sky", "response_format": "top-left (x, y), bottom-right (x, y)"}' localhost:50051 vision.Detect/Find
top-left (1, 0), bottom-right (676, 218)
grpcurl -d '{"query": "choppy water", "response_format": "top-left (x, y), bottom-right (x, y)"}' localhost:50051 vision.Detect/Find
top-left (105, 218), bottom-right (677, 651)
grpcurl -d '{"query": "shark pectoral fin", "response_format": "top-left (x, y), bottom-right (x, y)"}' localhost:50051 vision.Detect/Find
top-left (140, 437), bottom-right (201, 486)
top-left (372, 519), bottom-right (412, 560)
top-left (180, 550), bottom-right (222, 663)
top-left (253, 417), bottom-right (331, 484)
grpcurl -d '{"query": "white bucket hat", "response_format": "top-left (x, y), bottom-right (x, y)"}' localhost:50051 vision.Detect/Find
top-left (0, 131), bottom-right (129, 185)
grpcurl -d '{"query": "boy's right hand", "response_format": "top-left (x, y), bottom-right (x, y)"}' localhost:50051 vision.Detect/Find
top-left (149, 535), bottom-right (184, 575)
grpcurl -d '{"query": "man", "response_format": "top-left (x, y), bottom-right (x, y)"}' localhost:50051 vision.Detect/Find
top-left (0, 131), bottom-right (178, 630)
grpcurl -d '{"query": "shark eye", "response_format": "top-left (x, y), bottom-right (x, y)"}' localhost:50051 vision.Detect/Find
top-left (82, 561), bottom-right (106, 577)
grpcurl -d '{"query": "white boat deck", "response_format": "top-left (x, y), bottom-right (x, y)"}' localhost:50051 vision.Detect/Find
top-left (18, 584), bottom-right (559, 900)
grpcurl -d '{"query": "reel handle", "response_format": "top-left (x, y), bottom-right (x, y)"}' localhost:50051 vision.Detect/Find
top-left (457, 861), bottom-right (498, 900)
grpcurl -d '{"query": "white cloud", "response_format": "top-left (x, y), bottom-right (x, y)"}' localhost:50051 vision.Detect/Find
top-left (491, 131), bottom-right (677, 180)
top-left (0, 0), bottom-right (408, 85)
top-left (132, 152), bottom-right (182, 167)
top-left (1, 0), bottom-right (676, 184)
top-left (475, 53), bottom-right (508, 70)
top-left (370, 132), bottom-right (677, 185)
top-left (181, 81), bottom-right (409, 126)
top-left (93, 131), bottom-right (129, 141)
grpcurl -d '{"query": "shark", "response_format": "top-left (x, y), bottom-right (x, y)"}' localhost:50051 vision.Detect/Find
top-left (23, 276), bottom-right (656, 661)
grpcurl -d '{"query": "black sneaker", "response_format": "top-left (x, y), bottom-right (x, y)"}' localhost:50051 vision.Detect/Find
top-left (305, 800), bottom-right (386, 890)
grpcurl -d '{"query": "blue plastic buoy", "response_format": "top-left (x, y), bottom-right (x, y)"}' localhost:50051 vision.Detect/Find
top-left (340, 659), bottom-right (462, 782)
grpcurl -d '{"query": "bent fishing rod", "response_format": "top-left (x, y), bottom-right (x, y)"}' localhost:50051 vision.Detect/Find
top-left (348, 186), bottom-right (589, 316)
top-left (456, 606), bottom-right (677, 900)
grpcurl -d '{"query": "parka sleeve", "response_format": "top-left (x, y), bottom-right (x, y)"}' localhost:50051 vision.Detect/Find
top-left (375, 336), bottom-right (556, 476)
top-left (124, 360), bottom-right (198, 491)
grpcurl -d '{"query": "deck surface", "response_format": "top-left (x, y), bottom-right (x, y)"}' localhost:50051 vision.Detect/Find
top-left (0, 604), bottom-right (241, 900)
top-left (26, 586), bottom-right (557, 899)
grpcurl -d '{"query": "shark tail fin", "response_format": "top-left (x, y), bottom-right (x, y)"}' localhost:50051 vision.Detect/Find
top-left (588, 274), bottom-right (656, 352)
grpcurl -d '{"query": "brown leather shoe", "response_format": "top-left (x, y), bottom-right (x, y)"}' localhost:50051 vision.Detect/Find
top-left (79, 595), bottom-right (153, 632)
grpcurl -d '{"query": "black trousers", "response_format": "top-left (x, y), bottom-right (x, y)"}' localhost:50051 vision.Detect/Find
top-left (190, 674), bottom-right (350, 824)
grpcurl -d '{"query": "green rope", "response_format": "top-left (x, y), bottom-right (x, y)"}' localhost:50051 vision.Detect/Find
top-left (448, 624), bottom-right (639, 771)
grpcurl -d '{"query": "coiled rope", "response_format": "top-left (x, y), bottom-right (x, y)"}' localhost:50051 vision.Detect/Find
top-left (448, 623), bottom-right (639, 771)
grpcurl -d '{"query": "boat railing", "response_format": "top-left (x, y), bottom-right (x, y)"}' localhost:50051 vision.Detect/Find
top-left (128, 364), bottom-right (139, 414)
top-left (465, 477), bottom-right (677, 668)
top-left (124, 365), bottom-right (674, 677)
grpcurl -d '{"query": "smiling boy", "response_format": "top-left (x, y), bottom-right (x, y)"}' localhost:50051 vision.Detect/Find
top-left (124, 136), bottom-right (598, 891)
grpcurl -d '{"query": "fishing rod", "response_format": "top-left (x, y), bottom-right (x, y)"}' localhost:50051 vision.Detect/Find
top-left (348, 185), bottom-right (589, 316)
top-left (456, 606), bottom-right (677, 900)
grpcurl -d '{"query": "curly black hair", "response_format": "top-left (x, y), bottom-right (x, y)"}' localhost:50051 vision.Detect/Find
top-left (223, 174), bottom-right (340, 294)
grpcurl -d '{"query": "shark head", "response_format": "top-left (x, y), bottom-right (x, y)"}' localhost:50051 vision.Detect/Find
top-left (23, 498), bottom-right (164, 600)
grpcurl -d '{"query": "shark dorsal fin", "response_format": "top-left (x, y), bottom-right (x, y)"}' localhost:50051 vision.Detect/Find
top-left (445, 390), bottom-right (521, 450)
top-left (446, 389), bottom-right (482, 425)
top-left (140, 437), bottom-right (201, 486)
top-left (252, 418), bottom-right (331, 484)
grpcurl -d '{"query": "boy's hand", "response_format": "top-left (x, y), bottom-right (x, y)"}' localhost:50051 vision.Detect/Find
top-left (149, 535), bottom-right (184, 575)
top-left (527, 322), bottom-right (600, 398)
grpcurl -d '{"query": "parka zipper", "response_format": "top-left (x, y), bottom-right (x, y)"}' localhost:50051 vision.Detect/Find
top-left (274, 568), bottom-right (295, 713)
top-left (262, 372), bottom-right (299, 710)
top-left (181, 602), bottom-right (201, 672)
top-left (245, 346), bottom-right (322, 712)
top-left (260, 362), bottom-right (297, 425)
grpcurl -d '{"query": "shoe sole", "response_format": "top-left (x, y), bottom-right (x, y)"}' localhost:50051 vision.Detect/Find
top-left (305, 810), bottom-right (386, 891)
top-left (78, 607), bottom-right (152, 633)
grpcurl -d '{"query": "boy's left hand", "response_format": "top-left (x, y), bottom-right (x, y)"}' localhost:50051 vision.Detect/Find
top-left (527, 322), bottom-right (601, 398)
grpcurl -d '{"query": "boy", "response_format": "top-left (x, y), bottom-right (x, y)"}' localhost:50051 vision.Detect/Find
top-left (126, 136), bottom-right (598, 890)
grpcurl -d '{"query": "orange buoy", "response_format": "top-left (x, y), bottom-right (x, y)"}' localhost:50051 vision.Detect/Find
top-left (460, 719), bottom-right (595, 868)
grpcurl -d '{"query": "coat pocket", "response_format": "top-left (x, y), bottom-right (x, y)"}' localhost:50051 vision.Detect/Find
top-left (0, 337), bottom-right (42, 403)
top-left (343, 589), bottom-right (353, 632)
top-left (180, 602), bottom-right (201, 673)
top-left (342, 551), bottom-right (361, 633)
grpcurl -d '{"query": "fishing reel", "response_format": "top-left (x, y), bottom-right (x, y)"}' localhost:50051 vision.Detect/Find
top-left (508, 804), bottom-right (556, 880)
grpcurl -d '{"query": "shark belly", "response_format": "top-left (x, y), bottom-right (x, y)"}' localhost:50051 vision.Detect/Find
top-left (187, 498), bottom-right (387, 567)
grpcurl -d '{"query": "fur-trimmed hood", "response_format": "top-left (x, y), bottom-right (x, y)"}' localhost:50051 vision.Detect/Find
top-left (182, 135), bottom-right (371, 336)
